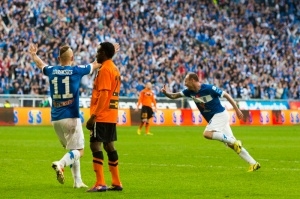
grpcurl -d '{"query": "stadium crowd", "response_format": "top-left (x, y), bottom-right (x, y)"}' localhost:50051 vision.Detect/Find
top-left (0, 0), bottom-right (299, 100)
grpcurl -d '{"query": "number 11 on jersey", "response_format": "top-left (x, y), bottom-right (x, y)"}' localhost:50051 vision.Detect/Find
top-left (51, 76), bottom-right (73, 99)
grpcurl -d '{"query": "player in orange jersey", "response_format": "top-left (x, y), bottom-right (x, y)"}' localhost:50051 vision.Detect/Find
top-left (86, 42), bottom-right (122, 192)
top-left (136, 82), bottom-right (157, 135)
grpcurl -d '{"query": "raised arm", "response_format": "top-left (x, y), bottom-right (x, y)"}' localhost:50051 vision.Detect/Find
top-left (161, 85), bottom-right (183, 99)
top-left (28, 43), bottom-right (47, 70)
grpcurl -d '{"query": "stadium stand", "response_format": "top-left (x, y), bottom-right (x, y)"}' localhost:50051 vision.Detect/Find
top-left (0, 0), bottom-right (299, 99)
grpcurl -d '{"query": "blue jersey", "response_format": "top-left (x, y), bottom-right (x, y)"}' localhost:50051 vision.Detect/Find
top-left (43, 65), bottom-right (92, 121)
top-left (181, 84), bottom-right (225, 122)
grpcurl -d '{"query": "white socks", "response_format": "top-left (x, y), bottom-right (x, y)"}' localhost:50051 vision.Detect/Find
top-left (212, 132), bottom-right (235, 144)
top-left (59, 150), bottom-right (81, 167)
top-left (71, 159), bottom-right (83, 183)
top-left (212, 132), bottom-right (257, 165)
top-left (239, 148), bottom-right (256, 164)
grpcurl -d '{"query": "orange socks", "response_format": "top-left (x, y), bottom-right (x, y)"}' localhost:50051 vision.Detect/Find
top-left (108, 160), bottom-right (121, 186)
top-left (145, 122), bottom-right (150, 133)
top-left (93, 151), bottom-right (122, 186)
top-left (108, 151), bottom-right (121, 186)
top-left (92, 151), bottom-right (106, 186)
top-left (139, 122), bottom-right (150, 133)
top-left (139, 122), bottom-right (144, 130)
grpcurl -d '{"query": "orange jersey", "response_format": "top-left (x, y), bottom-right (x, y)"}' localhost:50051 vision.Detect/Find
top-left (137, 88), bottom-right (156, 108)
top-left (90, 60), bottom-right (121, 123)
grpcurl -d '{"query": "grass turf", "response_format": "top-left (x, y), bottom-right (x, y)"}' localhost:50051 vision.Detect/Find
top-left (0, 125), bottom-right (299, 199)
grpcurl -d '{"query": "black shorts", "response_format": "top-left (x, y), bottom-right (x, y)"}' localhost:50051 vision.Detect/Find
top-left (141, 106), bottom-right (154, 119)
top-left (90, 122), bottom-right (117, 143)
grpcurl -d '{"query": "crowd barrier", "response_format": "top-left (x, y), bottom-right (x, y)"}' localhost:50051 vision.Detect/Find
top-left (0, 108), bottom-right (299, 126)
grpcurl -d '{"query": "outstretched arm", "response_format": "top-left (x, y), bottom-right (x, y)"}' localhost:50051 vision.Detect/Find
top-left (223, 91), bottom-right (244, 120)
top-left (160, 85), bottom-right (183, 99)
top-left (28, 43), bottom-right (47, 70)
top-left (90, 60), bottom-right (102, 71)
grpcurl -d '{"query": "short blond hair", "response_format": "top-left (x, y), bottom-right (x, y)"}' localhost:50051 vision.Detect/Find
top-left (187, 72), bottom-right (199, 81)
top-left (59, 45), bottom-right (73, 61)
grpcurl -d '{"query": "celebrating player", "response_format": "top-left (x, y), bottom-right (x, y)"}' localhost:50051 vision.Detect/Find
top-left (29, 42), bottom-right (119, 188)
top-left (161, 72), bottom-right (260, 172)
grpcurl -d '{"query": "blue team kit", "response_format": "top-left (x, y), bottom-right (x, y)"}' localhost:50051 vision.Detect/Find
top-left (43, 65), bottom-right (92, 121)
top-left (182, 84), bottom-right (225, 122)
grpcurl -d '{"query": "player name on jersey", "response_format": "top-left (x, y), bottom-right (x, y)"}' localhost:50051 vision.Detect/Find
top-left (52, 69), bottom-right (73, 75)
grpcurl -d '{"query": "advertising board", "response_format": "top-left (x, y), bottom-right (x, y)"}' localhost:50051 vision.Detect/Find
top-left (13, 108), bottom-right (131, 126)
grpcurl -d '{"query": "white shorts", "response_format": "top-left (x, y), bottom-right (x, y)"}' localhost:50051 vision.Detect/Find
top-left (52, 118), bottom-right (84, 150)
top-left (205, 110), bottom-right (235, 139)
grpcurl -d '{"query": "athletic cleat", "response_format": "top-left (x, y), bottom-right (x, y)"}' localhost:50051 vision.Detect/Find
top-left (87, 185), bottom-right (107, 192)
top-left (137, 129), bottom-right (141, 135)
top-left (248, 162), bottom-right (261, 172)
top-left (52, 161), bottom-right (65, 184)
top-left (233, 140), bottom-right (242, 154)
top-left (73, 182), bottom-right (88, 188)
top-left (107, 185), bottom-right (123, 191)
top-left (145, 132), bottom-right (153, 135)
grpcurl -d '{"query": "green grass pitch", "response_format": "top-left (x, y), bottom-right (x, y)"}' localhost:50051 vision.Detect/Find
top-left (0, 125), bottom-right (300, 199)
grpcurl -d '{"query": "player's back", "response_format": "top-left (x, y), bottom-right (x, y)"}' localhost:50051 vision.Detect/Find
top-left (43, 65), bottom-right (91, 121)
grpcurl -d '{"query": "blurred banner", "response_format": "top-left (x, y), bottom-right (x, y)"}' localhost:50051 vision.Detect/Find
top-left (13, 108), bottom-right (131, 126)
top-left (5, 108), bottom-right (300, 126)
top-left (187, 100), bottom-right (290, 110)
top-left (150, 109), bottom-right (180, 126)
top-left (238, 100), bottom-right (289, 110)
top-left (289, 101), bottom-right (300, 110)
top-left (280, 110), bottom-right (300, 125)
top-left (14, 108), bottom-right (51, 125)
top-left (0, 108), bottom-right (14, 126)
top-left (2, 94), bottom-right (296, 111)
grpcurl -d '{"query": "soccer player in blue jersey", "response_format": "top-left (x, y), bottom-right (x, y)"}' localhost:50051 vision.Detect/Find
top-left (28, 43), bottom-right (119, 188)
top-left (161, 72), bottom-right (260, 172)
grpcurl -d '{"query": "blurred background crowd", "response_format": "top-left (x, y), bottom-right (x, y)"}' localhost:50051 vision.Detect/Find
top-left (0, 0), bottom-right (299, 100)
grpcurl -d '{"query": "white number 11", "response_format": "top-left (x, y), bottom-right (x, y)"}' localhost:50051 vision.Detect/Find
top-left (51, 76), bottom-right (73, 99)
